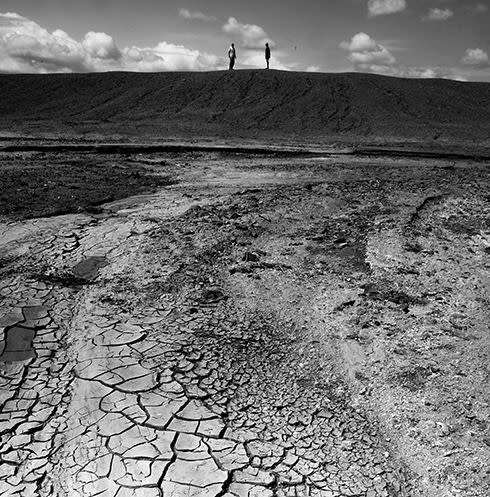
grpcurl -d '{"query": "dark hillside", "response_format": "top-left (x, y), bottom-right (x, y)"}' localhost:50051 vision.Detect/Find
top-left (1, 70), bottom-right (489, 145)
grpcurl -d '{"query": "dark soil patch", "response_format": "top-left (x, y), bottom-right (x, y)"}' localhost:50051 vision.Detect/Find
top-left (33, 271), bottom-right (94, 287)
top-left (443, 213), bottom-right (490, 236)
top-left (305, 210), bottom-right (374, 273)
top-left (0, 255), bottom-right (21, 279)
top-left (200, 287), bottom-right (227, 304)
top-left (393, 365), bottom-right (433, 391)
top-left (73, 256), bottom-right (108, 281)
top-left (361, 282), bottom-right (427, 310)
top-left (0, 325), bottom-right (36, 363)
top-left (0, 153), bottom-right (175, 219)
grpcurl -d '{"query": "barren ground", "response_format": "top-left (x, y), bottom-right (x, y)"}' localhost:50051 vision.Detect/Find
top-left (0, 148), bottom-right (489, 497)
top-left (1, 71), bottom-right (489, 148)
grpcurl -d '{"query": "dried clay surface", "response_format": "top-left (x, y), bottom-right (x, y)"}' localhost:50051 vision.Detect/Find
top-left (0, 151), bottom-right (489, 497)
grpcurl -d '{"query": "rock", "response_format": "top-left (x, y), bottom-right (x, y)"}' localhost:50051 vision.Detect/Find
top-left (243, 251), bottom-right (260, 262)
top-left (200, 287), bottom-right (226, 303)
top-left (230, 264), bottom-right (253, 275)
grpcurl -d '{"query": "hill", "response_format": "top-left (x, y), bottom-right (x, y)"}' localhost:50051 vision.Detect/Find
top-left (0, 70), bottom-right (489, 146)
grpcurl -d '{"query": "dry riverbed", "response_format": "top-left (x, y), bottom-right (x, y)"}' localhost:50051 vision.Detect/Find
top-left (0, 149), bottom-right (489, 497)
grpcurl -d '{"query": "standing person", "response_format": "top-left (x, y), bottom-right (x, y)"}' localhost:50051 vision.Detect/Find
top-left (265, 42), bottom-right (271, 69)
top-left (228, 43), bottom-right (236, 70)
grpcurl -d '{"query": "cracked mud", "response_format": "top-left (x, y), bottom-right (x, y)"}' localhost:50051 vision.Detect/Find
top-left (0, 151), bottom-right (489, 497)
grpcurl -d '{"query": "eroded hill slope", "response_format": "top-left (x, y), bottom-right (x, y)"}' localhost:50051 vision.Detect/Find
top-left (1, 70), bottom-right (489, 145)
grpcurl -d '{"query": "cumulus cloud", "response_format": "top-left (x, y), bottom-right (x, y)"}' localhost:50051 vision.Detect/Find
top-left (223, 17), bottom-right (273, 49)
top-left (121, 43), bottom-right (223, 72)
top-left (306, 65), bottom-right (321, 72)
top-left (461, 48), bottom-right (489, 67)
top-left (0, 12), bottom-right (85, 72)
top-left (341, 31), bottom-right (466, 81)
top-left (423, 8), bottom-right (454, 21)
top-left (368, 0), bottom-right (407, 17)
top-left (0, 12), bottom-right (225, 73)
top-left (178, 9), bottom-right (216, 22)
top-left (340, 33), bottom-right (396, 67)
top-left (82, 32), bottom-right (121, 60)
top-left (340, 32), bottom-right (378, 52)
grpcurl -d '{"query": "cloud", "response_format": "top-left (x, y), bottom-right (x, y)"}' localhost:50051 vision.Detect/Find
top-left (340, 32), bottom-right (378, 52)
top-left (461, 48), bottom-right (489, 67)
top-left (341, 31), bottom-right (467, 81)
top-left (223, 17), bottom-right (273, 49)
top-left (0, 12), bottom-right (225, 73)
top-left (306, 65), bottom-right (321, 72)
top-left (361, 63), bottom-right (468, 81)
top-left (423, 8), bottom-right (454, 21)
top-left (0, 12), bottom-right (86, 72)
top-left (340, 32), bottom-right (396, 67)
top-left (122, 43), bottom-right (223, 72)
top-left (178, 8), bottom-right (216, 22)
top-left (367, 0), bottom-right (407, 16)
top-left (471, 3), bottom-right (488, 14)
top-left (82, 32), bottom-right (121, 59)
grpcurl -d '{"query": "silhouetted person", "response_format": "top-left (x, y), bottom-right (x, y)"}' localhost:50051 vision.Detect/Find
top-left (265, 43), bottom-right (271, 69)
top-left (228, 43), bottom-right (236, 70)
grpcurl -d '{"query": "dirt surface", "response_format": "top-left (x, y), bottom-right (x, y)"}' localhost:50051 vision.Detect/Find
top-left (0, 150), bottom-right (489, 497)
top-left (0, 152), bottom-right (174, 219)
top-left (1, 71), bottom-right (489, 148)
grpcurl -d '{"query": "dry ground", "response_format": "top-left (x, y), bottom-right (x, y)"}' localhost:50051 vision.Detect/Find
top-left (0, 149), bottom-right (489, 497)
top-left (1, 71), bottom-right (489, 146)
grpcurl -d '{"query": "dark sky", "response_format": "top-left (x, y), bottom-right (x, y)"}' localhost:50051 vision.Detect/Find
top-left (0, 0), bottom-right (489, 80)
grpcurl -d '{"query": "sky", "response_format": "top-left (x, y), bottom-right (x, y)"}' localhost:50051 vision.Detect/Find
top-left (0, 0), bottom-right (489, 81)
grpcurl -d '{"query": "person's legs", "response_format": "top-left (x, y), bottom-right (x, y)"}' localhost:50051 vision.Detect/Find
top-left (229, 58), bottom-right (235, 70)
top-left (266, 59), bottom-right (270, 69)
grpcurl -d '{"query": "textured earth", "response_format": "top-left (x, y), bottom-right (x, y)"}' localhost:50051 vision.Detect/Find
top-left (1, 71), bottom-right (489, 147)
top-left (0, 150), bottom-right (489, 497)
